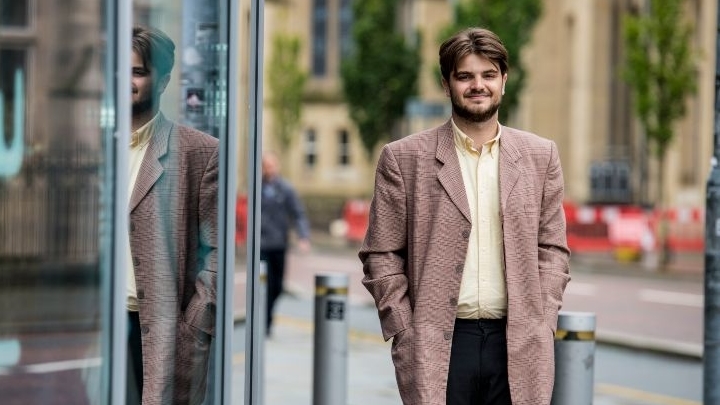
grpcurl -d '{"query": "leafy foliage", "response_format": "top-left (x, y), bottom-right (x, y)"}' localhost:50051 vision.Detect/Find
top-left (340, 0), bottom-right (420, 159)
top-left (267, 34), bottom-right (307, 152)
top-left (438, 0), bottom-right (542, 124)
top-left (622, 0), bottom-right (697, 161)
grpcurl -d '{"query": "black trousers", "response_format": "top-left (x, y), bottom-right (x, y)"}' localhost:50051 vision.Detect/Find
top-left (261, 248), bottom-right (286, 333)
top-left (127, 311), bottom-right (143, 405)
top-left (446, 318), bottom-right (511, 405)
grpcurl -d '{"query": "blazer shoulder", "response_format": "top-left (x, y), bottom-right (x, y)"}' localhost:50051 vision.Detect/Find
top-left (173, 124), bottom-right (219, 148)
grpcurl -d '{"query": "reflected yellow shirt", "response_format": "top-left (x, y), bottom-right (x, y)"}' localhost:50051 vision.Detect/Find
top-left (452, 119), bottom-right (507, 319)
top-left (126, 113), bottom-right (158, 312)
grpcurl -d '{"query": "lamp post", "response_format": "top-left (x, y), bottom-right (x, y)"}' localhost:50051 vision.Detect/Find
top-left (704, 4), bottom-right (720, 403)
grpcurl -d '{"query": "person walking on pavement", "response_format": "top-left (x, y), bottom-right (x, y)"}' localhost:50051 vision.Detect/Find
top-left (260, 150), bottom-right (311, 336)
top-left (359, 27), bottom-right (571, 405)
top-left (127, 26), bottom-right (218, 405)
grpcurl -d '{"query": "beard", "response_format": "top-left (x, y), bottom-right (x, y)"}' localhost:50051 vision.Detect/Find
top-left (132, 96), bottom-right (155, 116)
top-left (450, 91), bottom-right (501, 123)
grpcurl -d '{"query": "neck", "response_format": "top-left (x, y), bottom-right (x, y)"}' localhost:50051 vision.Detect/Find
top-left (132, 110), bottom-right (157, 132)
top-left (453, 115), bottom-right (499, 146)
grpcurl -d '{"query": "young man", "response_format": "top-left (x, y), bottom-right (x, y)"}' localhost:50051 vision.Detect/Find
top-left (359, 27), bottom-right (571, 405)
top-left (127, 26), bottom-right (218, 405)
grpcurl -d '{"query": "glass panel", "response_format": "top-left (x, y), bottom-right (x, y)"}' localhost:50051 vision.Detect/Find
top-left (0, 0), bottom-right (29, 27)
top-left (128, 1), bottom-right (239, 403)
top-left (0, 1), bottom-right (113, 404)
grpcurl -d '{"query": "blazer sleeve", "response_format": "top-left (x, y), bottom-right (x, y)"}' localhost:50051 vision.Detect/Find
top-left (538, 141), bottom-right (571, 332)
top-left (359, 145), bottom-right (413, 341)
top-left (185, 144), bottom-right (219, 337)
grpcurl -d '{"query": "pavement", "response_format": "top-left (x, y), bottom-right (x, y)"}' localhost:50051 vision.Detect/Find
top-left (233, 232), bottom-right (705, 405)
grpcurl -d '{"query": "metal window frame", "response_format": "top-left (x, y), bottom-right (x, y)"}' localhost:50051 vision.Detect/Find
top-left (109, 0), bottom-right (132, 404)
top-left (244, 0), bottom-right (265, 404)
top-left (109, 1), bottom-right (264, 403)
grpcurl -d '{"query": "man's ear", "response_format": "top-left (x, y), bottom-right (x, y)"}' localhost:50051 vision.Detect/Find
top-left (441, 77), bottom-right (450, 97)
top-left (157, 73), bottom-right (171, 95)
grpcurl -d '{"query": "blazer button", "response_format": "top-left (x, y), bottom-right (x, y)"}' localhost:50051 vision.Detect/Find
top-left (449, 297), bottom-right (457, 306)
top-left (130, 222), bottom-right (136, 232)
top-left (461, 230), bottom-right (470, 239)
top-left (133, 257), bottom-right (140, 266)
top-left (137, 289), bottom-right (145, 299)
top-left (141, 326), bottom-right (149, 334)
top-left (455, 264), bottom-right (463, 274)
top-left (443, 331), bottom-right (452, 340)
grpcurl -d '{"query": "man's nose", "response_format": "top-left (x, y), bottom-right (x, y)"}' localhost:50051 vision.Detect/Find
top-left (469, 77), bottom-right (484, 90)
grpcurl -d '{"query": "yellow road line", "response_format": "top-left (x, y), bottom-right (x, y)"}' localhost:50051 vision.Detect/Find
top-left (595, 383), bottom-right (700, 405)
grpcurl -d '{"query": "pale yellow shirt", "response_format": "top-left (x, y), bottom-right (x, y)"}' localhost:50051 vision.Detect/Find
top-left (452, 119), bottom-right (507, 319)
top-left (126, 114), bottom-right (158, 311)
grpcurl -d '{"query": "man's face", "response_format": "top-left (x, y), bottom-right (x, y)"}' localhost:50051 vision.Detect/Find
top-left (131, 51), bottom-right (166, 116)
top-left (443, 53), bottom-right (507, 124)
top-left (261, 154), bottom-right (280, 181)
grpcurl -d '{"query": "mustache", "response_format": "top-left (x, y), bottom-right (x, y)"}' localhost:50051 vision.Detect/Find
top-left (465, 90), bottom-right (491, 96)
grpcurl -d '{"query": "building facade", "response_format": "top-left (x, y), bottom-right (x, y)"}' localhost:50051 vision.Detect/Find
top-left (264, 0), bottom-right (717, 227)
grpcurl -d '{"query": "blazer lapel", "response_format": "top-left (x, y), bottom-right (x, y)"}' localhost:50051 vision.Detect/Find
top-left (499, 125), bottom-right (522, 216)
top-left (436, 121), bottom-right (471, 222)
top-left (129, 114), bottom-right (171, 212)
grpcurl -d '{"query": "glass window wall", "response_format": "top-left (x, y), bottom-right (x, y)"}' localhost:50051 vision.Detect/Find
top-left (0, 0), bottom-right (261, 403)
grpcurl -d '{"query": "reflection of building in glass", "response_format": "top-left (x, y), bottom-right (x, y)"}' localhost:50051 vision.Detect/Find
top-left (265, 0), bottom-right (716, 229)
top-left (0, 2), bottom-right (105, 270)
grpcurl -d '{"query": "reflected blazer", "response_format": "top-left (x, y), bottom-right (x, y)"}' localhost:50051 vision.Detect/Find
top-left (129, 113), bottom-right (218, 405)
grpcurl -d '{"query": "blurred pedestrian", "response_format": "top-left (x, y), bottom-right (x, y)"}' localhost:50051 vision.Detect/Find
top-left (260, 150), bottom-right (311, 336)
top-left (359, 27), bottom-right (571, 405)
top-left (127, 26), bottom-right (218, 405)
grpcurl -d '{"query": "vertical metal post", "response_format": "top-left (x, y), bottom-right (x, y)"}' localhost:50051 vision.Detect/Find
top-left (704, 3), bottom-right (720, 403)
top-left (312, 274), bottom-right (349, 405)
top-left (244, 0), bottom-right (265, 404)
top-left (551, 311), bottom-right (596, 405)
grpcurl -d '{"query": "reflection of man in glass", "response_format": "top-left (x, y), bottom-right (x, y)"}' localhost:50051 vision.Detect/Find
top-left (127, 26), bottom-right (218, 405)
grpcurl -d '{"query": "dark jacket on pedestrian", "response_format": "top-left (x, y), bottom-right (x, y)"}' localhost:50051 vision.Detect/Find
top-left (260, 177), bottom-right (310, 250)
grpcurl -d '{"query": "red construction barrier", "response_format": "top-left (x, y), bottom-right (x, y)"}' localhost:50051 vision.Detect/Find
top-left (657, 207), bottom-right (704, 252)
top-left (236, 194), bottom-right (248, 246)
top-left (343, 199), bottom-right (370, 243)
top-left (564, 201), bottom-right (704, 255)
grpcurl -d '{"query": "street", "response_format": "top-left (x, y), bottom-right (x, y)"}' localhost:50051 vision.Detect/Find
top-left (0, 245), bottom-right (706, 404)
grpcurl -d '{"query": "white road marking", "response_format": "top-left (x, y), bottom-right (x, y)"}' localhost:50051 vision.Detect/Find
top-left (0, 357), bottom-right (101, 375)
top-left (639, 289), bottom-right (704, 308)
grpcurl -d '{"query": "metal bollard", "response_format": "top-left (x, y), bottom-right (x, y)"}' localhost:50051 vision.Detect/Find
top-left (312, 273), bottom-right (349, 405)
top-left (551, 311), bottom-right (596, 405)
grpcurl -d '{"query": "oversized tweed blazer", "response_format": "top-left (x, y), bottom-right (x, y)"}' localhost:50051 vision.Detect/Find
top-left (129, 113), bottom-right (218, 405)
top-left (359, 120), bottom-right (571, 405)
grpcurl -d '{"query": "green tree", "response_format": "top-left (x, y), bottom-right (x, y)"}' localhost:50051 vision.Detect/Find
top-left (622, 0), bottom-right (698, 266)
top-left (340, 0), bottom-right (420, 159)
top-left (267, 34), bottom-right (307, 152)
top-left (438, 0), bottom-right (542, 124)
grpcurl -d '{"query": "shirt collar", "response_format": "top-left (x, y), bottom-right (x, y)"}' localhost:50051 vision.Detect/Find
top-left (130, 112), bottom-right (160, 149)
top-left (451, 119), bottom-right (502, 157)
